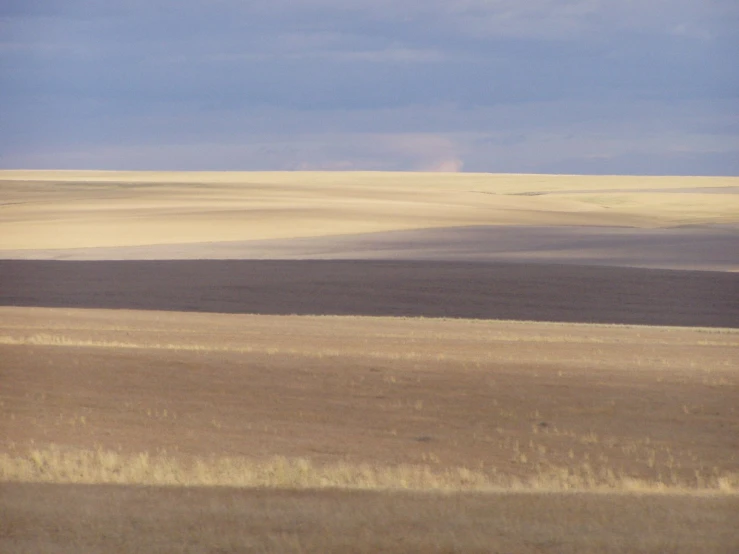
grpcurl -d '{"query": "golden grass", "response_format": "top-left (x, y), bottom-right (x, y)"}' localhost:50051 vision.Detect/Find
top-left (2, 307), bottom-right (737, 344)
top-left (2, 445), bottom-right (736, 494)
top-left (1, 331), bottom-right (737, 367)
top-left (1, 171), bottom-right (737, 249)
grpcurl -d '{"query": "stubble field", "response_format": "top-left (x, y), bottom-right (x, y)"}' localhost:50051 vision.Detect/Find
top-left (1, 171), bottom-right (738, 553)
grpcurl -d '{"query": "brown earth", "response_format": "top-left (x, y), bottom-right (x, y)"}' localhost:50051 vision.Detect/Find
top-left (1, 307), bottom-right (738, 552)
top-left (1, 260), bottom-right (738, 327)
top-left (2, 307), bottom-right (738, 477)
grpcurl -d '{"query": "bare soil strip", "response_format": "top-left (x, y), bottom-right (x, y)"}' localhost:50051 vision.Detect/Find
top-left (1, 260), bottom-right (737, 327)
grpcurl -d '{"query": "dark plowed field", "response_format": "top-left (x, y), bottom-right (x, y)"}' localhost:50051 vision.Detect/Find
top-left (1, 260), bottom-right (736, 326)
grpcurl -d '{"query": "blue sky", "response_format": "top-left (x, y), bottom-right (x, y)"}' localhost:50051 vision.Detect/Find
top-left (1, 0), bottom-right (738, 174)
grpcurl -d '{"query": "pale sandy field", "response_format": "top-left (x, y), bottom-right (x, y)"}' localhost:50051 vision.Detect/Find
top-left (1, 171), bottom-right (738, 552)
top-left (1, 171), bottom-right (738, 254)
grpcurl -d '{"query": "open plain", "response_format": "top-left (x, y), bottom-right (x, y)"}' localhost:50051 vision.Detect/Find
top-left (1, 171), bottom-right (738, 553)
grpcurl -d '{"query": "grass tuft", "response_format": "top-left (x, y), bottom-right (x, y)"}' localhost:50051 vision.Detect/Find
top-left (1, 446), bottom-right (737, 494)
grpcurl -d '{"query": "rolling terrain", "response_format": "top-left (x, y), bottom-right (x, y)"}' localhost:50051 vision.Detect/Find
top-left (1, 171), bottom-right (738, 553)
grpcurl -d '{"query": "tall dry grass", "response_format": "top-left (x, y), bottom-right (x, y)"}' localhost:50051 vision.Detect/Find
top-left (2, 445), bottom-right (737, 494)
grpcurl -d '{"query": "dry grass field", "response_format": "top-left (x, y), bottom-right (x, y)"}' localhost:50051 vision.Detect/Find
top-left (1, 171), bottom-right (738, 552)
top-left (1, 307), bottom-right (738, 552)
top-left (2, 306), bottom-right (738, 488)
top-left (1, 171), bottom-right (738, 251)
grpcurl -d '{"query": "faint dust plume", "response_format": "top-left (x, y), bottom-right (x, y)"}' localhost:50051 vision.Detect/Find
top-left (383, 133), bottom-right (465, 172)
top-left (425, 158), bottom-right (464, 172)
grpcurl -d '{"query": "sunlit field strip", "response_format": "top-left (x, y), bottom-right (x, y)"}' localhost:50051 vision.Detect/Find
top-left (1, 445), bottom-right (737, 495)
top-left (1, 332), bottom-right (737, 350)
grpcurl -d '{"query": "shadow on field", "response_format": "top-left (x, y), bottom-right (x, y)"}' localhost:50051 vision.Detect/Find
top-left (2, 483), bottom-right (737, 554)
top-left (1, 260), bottom-right (737, 327)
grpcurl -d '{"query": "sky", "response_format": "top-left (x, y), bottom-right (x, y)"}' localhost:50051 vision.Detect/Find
top-left (1, 0), bottom-right (738, 174)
